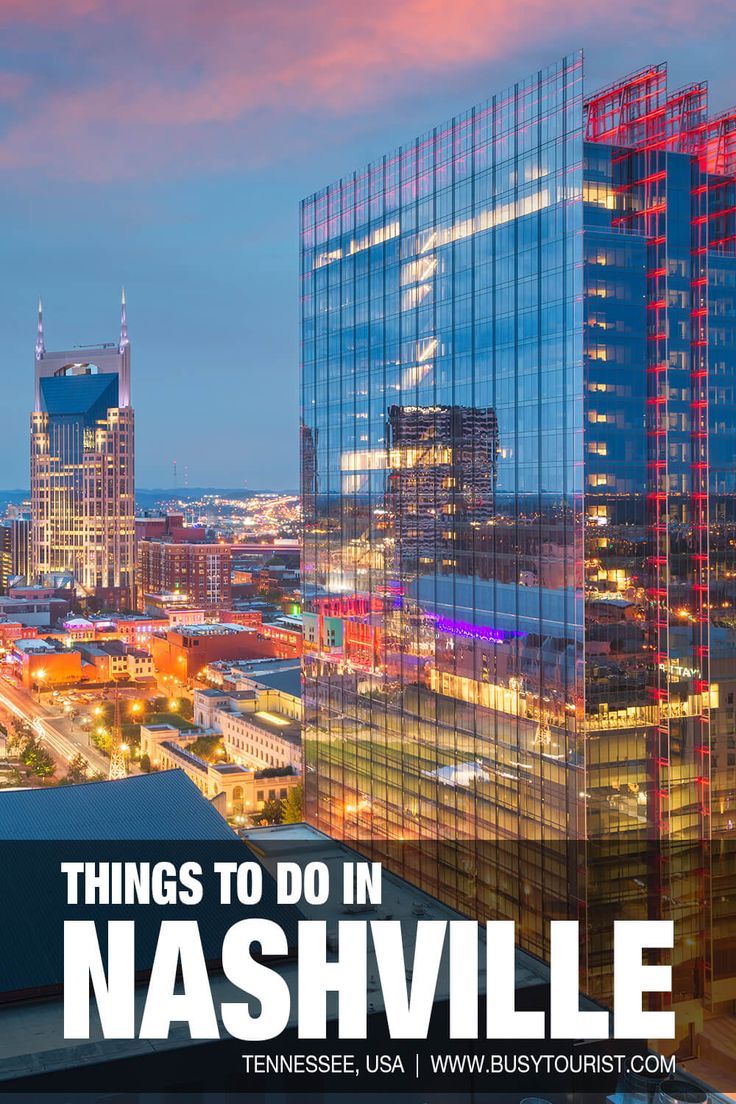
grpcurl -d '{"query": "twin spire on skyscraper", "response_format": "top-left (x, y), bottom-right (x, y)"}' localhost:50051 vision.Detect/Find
top-left (119, 286), bottom-right (129, 349)
top-left (35, 298), bottom-right (44, 360)
top-left (34, 291), bottom-right (129, 356)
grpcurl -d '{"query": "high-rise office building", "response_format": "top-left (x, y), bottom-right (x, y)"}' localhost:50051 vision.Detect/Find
top-left (0, 517), bottom-right (30, 588)
top-left (301, 55), bottom-right (736, 1039)
top-left (30, 294), bottom-right (135, 609)
top-left (0, 527), bottom-right (11, 593)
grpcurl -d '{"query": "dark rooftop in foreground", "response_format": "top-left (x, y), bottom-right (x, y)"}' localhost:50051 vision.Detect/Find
top-left (0, 770), bottom-right (235, 841)
top-left (0, 771), bottom-right (300, 1004)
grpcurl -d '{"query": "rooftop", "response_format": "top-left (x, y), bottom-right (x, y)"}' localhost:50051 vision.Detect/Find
top-left (141, 539), bottom-right (230, 550)
top-left (247, 666), bottom-right (301, 698)
top-left (0, 770), bottom-right (235, 842)
top-left (204, 657), bottom-right (302, 698)
top-left (0, 813), bottom-right (610, 1092)
top-left (160, 740), bottom-right (209, 775)
top-left (62, 617), bottom-right (96, 630)
top-left (242, 821), bottom-right (551, 981)
top-left (80, 639), bottom-right (128, 657)
top-left (105, 612), bottom-right (166, 623)
top-left (266, 614), bottom-right (302, 630)
top-left (12, 638), bottom-right (60, 654)
top-left (224, 704), bottom-right (301, 746)
top-left (173, 623), bottom-right (246, 638)
top-left (212, 761), bottom-right (253, 775)
top-left (0, 771), bottom-right (300, 1077)
top-left (208, 657), bottom-right (299, 674)
top-left (0, 596), bottom-right (54, 608)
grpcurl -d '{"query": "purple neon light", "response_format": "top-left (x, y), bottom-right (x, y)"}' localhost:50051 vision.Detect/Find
top-left (431, 615), bottom-right (523, 642)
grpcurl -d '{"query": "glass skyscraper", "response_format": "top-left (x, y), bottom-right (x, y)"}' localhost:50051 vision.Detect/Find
top-left (300, 55), bottom-right (736, 1040)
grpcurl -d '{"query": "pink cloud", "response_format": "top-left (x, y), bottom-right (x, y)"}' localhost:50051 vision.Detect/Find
top-left (0, 71), bottom-right (29, 99)
top-left (0, 0), bottom-right (733, 179)
top-left (0, 0), bottom-right (96, 17)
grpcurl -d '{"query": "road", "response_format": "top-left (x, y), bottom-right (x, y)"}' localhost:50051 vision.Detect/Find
top-left (0, 678), bottom-right (110, 776)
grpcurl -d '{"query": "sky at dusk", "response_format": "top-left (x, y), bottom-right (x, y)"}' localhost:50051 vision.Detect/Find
top-left (0, 0), bottom-right (734, 489)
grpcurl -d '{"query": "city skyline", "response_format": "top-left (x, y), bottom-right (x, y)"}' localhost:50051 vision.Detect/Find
top-left (0, 12), bottom-right (735, 1090)
top-left (1, 1), bottom-right (735, 488)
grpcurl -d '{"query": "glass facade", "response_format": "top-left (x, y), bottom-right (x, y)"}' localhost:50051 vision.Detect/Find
top-left (580, 73), bottom-right (736, 845)
top-left (301, 56), bottom-right (736, 1032)
top-left (301, 51), bottom-right (585, 837)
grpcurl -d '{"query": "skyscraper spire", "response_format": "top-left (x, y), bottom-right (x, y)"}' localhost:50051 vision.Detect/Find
top-left (35, 297), bottom-right (44, 360)
top-left (119, 286), bottom-right (129, 349)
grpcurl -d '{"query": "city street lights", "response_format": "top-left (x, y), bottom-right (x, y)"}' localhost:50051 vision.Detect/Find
top-left (35, 669), bottom-right (47, 700)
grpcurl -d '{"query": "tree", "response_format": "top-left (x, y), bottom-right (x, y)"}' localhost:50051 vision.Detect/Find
top-left (30, 747), bottom-right (56, 779)
top-left (281, 783), bottom-right (303, 824)
top-left (14, 733), bottom-right (57, 780)
top-left (91, 727), bottom-right (111, 753)
top-left (253, 798), bottom-right (283, 826)
top-left (64, 754), bottom-right (88, 785)
top-left (7, 718), bottom-right (34, 756)
top-left (187, 736), bottom-right (223, 763)
top-left (139, 753), bottom-right (151, 773)
top-left (177, 698), bottom-right (193, 721)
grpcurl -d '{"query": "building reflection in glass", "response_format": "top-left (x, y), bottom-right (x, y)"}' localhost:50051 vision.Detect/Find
top-left (301, 54), bottom-right (736, 1054)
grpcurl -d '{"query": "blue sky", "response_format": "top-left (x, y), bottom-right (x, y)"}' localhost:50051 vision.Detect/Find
top-left (0, 0), bottom-right (733, 488)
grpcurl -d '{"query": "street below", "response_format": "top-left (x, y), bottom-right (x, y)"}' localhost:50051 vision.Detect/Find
top-left (0, 677), bottom-right (110, 776)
